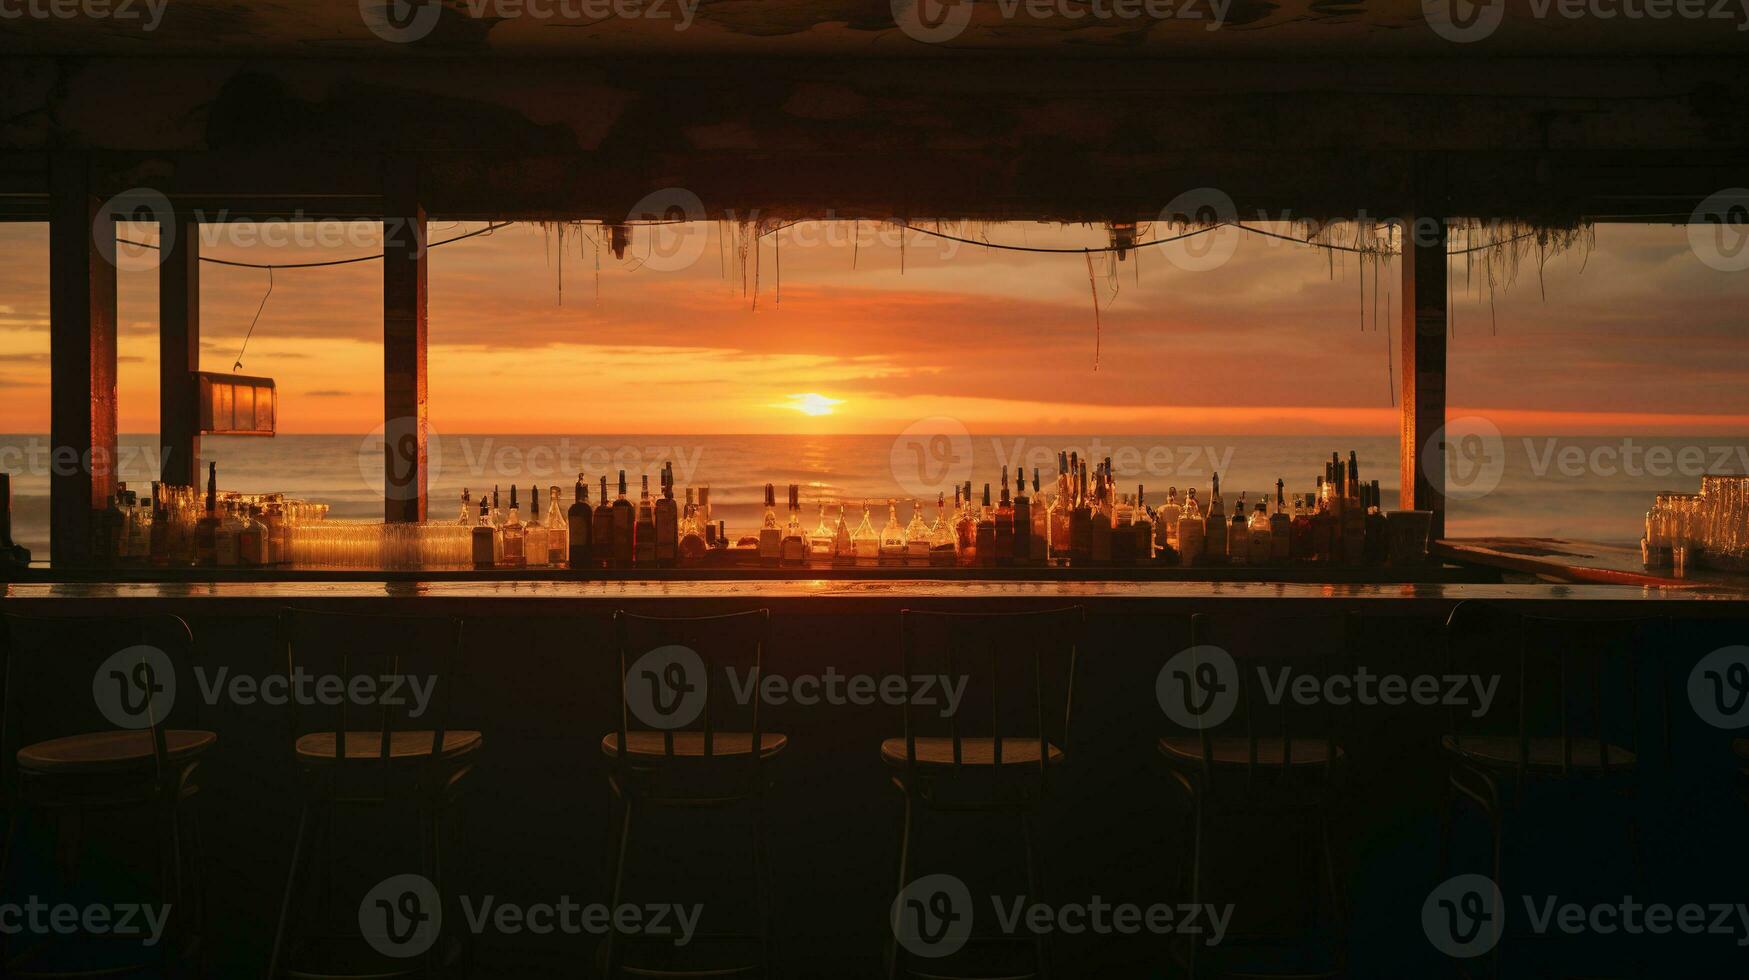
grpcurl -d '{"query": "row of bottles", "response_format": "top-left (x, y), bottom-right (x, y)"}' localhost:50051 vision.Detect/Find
top-left (96, 462), bottom-right (312, 568)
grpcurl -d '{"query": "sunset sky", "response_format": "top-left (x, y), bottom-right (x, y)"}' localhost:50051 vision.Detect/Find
top-left (1, 218), bottom-right (1746, 436)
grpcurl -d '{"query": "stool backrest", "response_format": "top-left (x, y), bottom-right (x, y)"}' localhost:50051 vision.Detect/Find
top-left (1445, 601), bottom-right (1665, 788)
top-left (895, 606), bottom-right (1083, 789)
top-left (612, 608), bottom-right (771, 772)
top-left (0, 612), bottom-right (197, 791)
top-left (278, 608), bottom-right (465, 792)
top-left (1172, 612), bottom-right (1347, 792)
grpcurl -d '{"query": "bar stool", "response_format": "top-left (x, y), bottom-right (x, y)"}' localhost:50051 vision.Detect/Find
top-left (1437, 603), bottom-right (1663, 980)
top-left (0, 612), bottom-right (214, 976)
top-left (1155, 612), bottom-right (1347, 980)
top-left (884, 606), bottom-right (1083, 980)
top-left (600, 608), bottom-right (782, 978)
top-left (268, 609), bottom-right (481, 979)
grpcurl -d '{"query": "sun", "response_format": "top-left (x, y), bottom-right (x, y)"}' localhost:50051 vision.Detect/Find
top-left (780, 393), bottom-right (843, 417)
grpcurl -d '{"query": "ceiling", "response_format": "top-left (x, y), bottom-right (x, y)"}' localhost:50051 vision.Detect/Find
top-left (2, 0), bottom-right (1746, 59)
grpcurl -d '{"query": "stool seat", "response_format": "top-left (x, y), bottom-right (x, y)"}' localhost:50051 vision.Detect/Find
top-left (1158, 736), bottom-right (1341, 769)
top-left (1440, 734), bottom-right (1636, 771)
top-left (17, 729), bottom-right (217, 775)
top-left (295, 729), bottom-right (483, 765)
top-left (601, 731), bottom-right (788, 761)
top-left (880, 736), bottom-right (1064, 769)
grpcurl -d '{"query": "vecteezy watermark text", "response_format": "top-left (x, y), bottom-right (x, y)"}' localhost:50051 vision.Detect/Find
top-left (0, 898), bottom-right (172, 946)
top-left (0, 0), bottom-right (167, 30)
top-left (1423, 874), bottom-right (1749, 958)
top-left (625, 647), bottom-right (967, 729)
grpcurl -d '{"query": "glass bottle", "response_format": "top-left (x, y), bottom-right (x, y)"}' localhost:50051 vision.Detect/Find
top-left (880, 498), bottom-right (907, 563)
top-left (1364, 479), bottom-right (1390, 565)
top-left (634, 475), bottom-right (657, 566)
top-left (975, 484), bottom-right (998, 567)
top-left (592, 476), bottom-right (615, 568)
top-left (1228, 490), bottom-right (1248, 567)
top-left (148, 482), bottom-right (170, 566)
top-left (655, 464), bottom-right (679, 565)
top-left (681, 488), bottom-right (709, 561)
top-left (502, 485), bottom-right (526, 567)
top-left (1248, 500), bottom-right (1272, 566)
top-left (546, 485), bottom-right (568, 567)
top-left (759, 483), bottom-right (782, 561)
top-left (781, 484), bottom-right (807, 565)
top-left (611, 471), bottom-right (635, 568)
top-left (852, 500), bottom-right (880, 563)
top-left (994, 466), bottom-right (1015, 564)
top-left (1311, 478), bottom-right (1335, 562)
top-left (1029, 468), bottom-right (1049, 563)
top-left (809, 500), bottom-right (835, 559)
top-left (459, 487), bottom-right (472, 526)
top-left (237, 504), bottom-right (263, 567)
top-left (1133, 486), bottom-right (1154, 562)
top-left (930, 492), bottom-right (957, 566)
top-left (1158, 486), bottom-right (1182, 552)
top-left (906, 499), bottom-right (931, 561)
top-left (1204, 472), bottom-right (1228, 566)
top-left (472, 494), bottom-right (496, 569)
top-left (525, 485), bottom-right (548, 568)
top-left (1049, 452), bottom-right (1073, 564)
top-left (1290, 493), bottom-right (1313, 561)
top-left (1270, 479), bottom-right (1292, 563)
top-left (196, 462), bottom-right (220, 567)
top-left (1089, 464), bottom-right (1112, 565)
top-left (833, 503), bottom-right (852, 561)
top-left (954, 483), bottom-right (978, 567)
top-left (1178, 486), bottom-right (1205, 566)
top-left (1069, 462), bottom-right (1091, 565)
top-left (567, 474), bottom-right (593, 569)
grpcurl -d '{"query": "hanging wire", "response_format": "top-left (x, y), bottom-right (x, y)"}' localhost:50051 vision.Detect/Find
top-left (232, 266), bottom-right (273, 371)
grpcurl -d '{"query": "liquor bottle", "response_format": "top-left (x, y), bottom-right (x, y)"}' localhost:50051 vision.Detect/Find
top-left (1089, 463), bottom-right (1113, 565)
top-left (782, 485), bottom-right (807, 565)
top-left (1229, 491), bottom-right (1248, 566)
top-left (1133, 485), bottom-right (1154, 562)
top-left (459, 488), bottom-right (472, 526)
top-left (809, 500), bottom-right (835, 560)
top-left (1157, 486), bottom-right (1181, 552)
top-left (1290, 493), bottom-right (1312, 561)
top-left (656, 464), bottom-right (679, 565)
top-left (682, 489), bottom-right (710, 561)
top-left (878, 498), bottom-right (906, 563)
top-left (995, 468), bottom-right (1014, 564)
top-left (196, 462), bottom-right (220, 566)
top-left (546, 485), bottom-right (568, 566)
top-left (491, 486), bottom-right (504, 564)
top-left (568, 474), bottom-right (594, 569)
top-left (1029, 469), bottom-right (1049, 563)
top-left (930, 492), bottom-right (957, 566)
top-left (852, 500), bottom-right (880, 563)
top-left (1178, 487), bottom-right (1204, 566)
top-left (1364, 479), bottom-right (1390, 565)
top-left (472, 494), bottom-right (495, 569)
top-left (492, 485), bottom-right (503, 529)
top-left (634, 476), bottom-right (657, 566)
top-left (264, 498), bottom-right (287, 566)
top-left (611, 471), bottom-right (635, 568)
top-left (237, 504), bottom-right (263, 567)
top-left (149, 482), bottom-right (170, 566)
top-left (759, 484), bottom-right (782, 561)
top-left (502, 485), bottom-right (526, 567)
top-left (593, 476), bottom-right (615, 567)
top-left (1008, 468), bottom-right (1030, 563)
top-left (1248, 500), bottom-right (1272, 566)
top-left (1049, 452), bottom-right (1073, 564)
top-left (833, 503), bottom-right (852, 561)
top-left (525, 485), bottom-right (548, 568)
top-left (1270, 479), bottom-right (1292, 562)
top-left (1341, 453), bottom-right (1366, 566)
top-left (1310, 478), bottom-right (1335, 562)
top-left (954, 484), bottom-right (977, 567)
top-left (1204, 473), bottom-right (1227, 566)
top-left (1069, 463), bottom-right (1091, 565)
top-left (906, 499), bottom-right (931, 561)
top-left (1108, 488), bottom-right (1133, 565)
top-left (975, 484), bottom-right (998, 567)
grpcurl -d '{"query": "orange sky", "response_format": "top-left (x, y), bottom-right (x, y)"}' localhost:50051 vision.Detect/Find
top-left (1, 219), bottom-right (1746, 435)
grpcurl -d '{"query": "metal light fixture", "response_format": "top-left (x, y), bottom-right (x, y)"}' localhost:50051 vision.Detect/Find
top-left (197, 371), bottom-right (277, 436)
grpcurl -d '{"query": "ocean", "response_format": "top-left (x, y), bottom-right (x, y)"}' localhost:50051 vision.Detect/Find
top-left (4, 433), bottom-right (1746, 559)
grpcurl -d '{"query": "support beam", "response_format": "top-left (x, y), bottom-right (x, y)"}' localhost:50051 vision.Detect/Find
top-left (382, 161), bottom-right (428, 523)
top-left (1400, 212), bottom-right (1448, 541)
top-left (159, 212), bottom-right (201, 488)
top-left (48, 152), bottom-right (118, 566)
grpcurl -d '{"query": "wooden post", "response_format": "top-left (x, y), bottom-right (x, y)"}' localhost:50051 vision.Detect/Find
top-left (159, 211), bottom-right (201, 488)
top-left (1399, 211), bottom-right (1448, 540)
top-left (383, 161), bottom-right (428, 523)
top-left (48, 152), bottom-right (118, 566)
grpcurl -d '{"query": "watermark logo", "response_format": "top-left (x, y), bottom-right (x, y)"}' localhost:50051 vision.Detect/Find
top-left (93, 645), bottom-right (176, 730)
top-left (1422, 0), bottom-right (1504, 42)
top-left (193, 667), bottom-right (438, 718)
top-left (625, 645), bottom-right (708, 729)
top-left (622, 188), bottom-right (710, 272)
top-left (1157, 188), bottom-right (1240, 272)
top-left (0, 898), bottom-right (172, 946)
top-left (1156, 645), bottom-right (1239, 728)
top-left (96, 187), bottom-right (174, 271)
top-left (360, 0), bottom-right (444, 43)
top-left (1689, 646), bottom-right (1749, 729)
top-left (891, 874), bottom-right (975, 958)
top-left (360, 874), bottom-right (443, 959)
top-left (1690, 189), bottom-right (1749, 273)
top-left (891, 417), bottom-right (975, 500)
top-left (1423, 874), bottom-right (1505, 958)
top-left (358, 419), bottom-right (444, 504)
top-left (892, 0), bottom-right (975, 41)
top-left (1429, 415), bottom-right (1505, 502)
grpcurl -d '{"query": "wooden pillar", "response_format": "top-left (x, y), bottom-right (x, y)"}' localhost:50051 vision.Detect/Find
top-left (48, 152), bottom-right (118, 566)
top-left (1399, 211), bottom-right (1448, 540)
top-left (383, 161), bottom-right (428, 523)
top-left (159, 212), bottom-right (201, 488)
